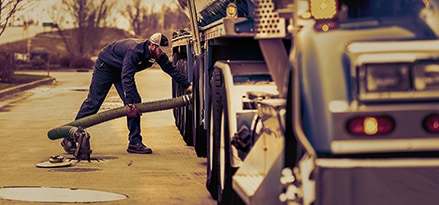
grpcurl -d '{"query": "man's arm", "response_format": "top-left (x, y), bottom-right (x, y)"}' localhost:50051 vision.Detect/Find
top-left (121, 51), bottom-right (141, 104)
top-left (156, 54), bottom-right (191, 89)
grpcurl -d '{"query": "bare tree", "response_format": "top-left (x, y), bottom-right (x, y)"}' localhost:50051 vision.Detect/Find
top-left (120, 0), bottom-right (160, 38)
top-left (0, 0), bottom-right (33, 38)
top-left (121, 0), bottom-right (144, 37)
top-left (47, 3), bottom-right (74, 54)
top-left (163, 0), bottom-right (189, 31)
top-left (121, 0), bottom-right (188, 38)
top-left (62, 0), bottom-right (117, 56)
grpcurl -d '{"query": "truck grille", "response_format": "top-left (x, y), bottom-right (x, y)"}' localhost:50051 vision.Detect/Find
top-left (254, 0), bottom-right (286, 38)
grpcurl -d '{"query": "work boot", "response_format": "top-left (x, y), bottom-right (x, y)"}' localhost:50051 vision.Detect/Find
top-left (61, 138), bottom-right (77, 154)
top-left (127, 143), bottom-right (153, 154)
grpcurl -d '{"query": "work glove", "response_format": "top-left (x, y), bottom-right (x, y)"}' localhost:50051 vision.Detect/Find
top-left (185, 84), bottom-right (193, 94)
top-left (127, 104), bottom-right (142, 118)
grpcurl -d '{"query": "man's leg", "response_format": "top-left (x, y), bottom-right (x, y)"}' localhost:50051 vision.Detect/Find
top-left (75, 63), bottom-right (115, 120)
top-left (114, 80), bottom-right (152, 154)
top-left (62, 61), bottom-right (115, 154)
top-left (113, 80), bottom-right (143, 144)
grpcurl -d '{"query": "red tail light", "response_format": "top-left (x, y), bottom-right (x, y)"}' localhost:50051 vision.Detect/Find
top-left (423, 114), bottom-right (439, 133)
top-left (314, 20), bottom-right (337, 32)
top-left (347, 116), bottom-right (395, 136)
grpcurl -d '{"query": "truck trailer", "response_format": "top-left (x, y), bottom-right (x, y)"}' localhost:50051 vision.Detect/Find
top-left (171, 0), bottom-right (439, 204)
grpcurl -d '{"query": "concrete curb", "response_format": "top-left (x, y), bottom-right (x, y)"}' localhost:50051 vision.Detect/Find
top-left (0, 77), bottom-right (55, 99)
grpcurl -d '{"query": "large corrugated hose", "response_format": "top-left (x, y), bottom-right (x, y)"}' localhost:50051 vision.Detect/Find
top-left (47, 94), bottom-right (192, 140)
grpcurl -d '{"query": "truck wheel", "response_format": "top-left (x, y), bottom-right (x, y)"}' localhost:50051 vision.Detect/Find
top-left (193, 121), bottom-right (207, 157)
top-left (174, 59), bottom-right (183, 133)
top-left (217, 108), bottom-right (233, 205)
top-left (172, 53), bottom-right (179, 125)
top-left (206, 70), bottom-right (220, 200)
top-left (181, 59), bottom-right (193, 146)
top-left (207, 97), bottom-right (218, 200)
top-left (183, 104), bottom-right (193, 146)
top-left (176, 59), bottom-right (193, 146)
top-left (192, 59), bottom-right (207, 157)
top-left (211, 68), bottom-right (233, 205)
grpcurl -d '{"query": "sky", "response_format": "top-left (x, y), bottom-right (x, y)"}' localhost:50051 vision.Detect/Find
top-left (14, 0), bottom-right (177, 31)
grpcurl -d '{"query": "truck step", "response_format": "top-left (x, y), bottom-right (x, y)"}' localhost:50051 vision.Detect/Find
top-left (233, 174), bottom-right (263, 197)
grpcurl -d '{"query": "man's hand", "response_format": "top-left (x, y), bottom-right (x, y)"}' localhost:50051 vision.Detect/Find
top-left (185, 84), bottom-right (193, 94)
top-left (127, 104), bottom-right (142, 118)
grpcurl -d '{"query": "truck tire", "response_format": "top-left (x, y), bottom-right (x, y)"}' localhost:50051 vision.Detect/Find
top-left (192, 58), bottom-right (207, 157)
top-left (172, 53), bottom-right (179, 126)
top-left (207, 97), bottom-right (218, 200)
top-left (176, 59), bottom-right (193, 146)
top-left (181, 59), bottom-right (193, 146)
top-left (211, 68), bottom-right (234, 205)
top-left (176, 60), bottom-right (185, 136)
top-left (174, 59), bottom-right (183, 132)
top-left (206, 70), bottom-right (219, 200)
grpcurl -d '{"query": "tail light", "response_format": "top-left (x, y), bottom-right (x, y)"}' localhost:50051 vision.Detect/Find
top-left (347, 116), bottom-right (395, 136)
top-left (423, 114), bottom-right (439, 133)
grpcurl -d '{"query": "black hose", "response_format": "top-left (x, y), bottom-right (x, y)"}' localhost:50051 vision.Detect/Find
top-left (47, 94), bottom-right (192, 140)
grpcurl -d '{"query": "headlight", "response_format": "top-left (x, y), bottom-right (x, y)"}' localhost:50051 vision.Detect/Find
top-left (413, 63), bottom-right (439, 91)
top-left (365, 63), bottom-right (410, 92)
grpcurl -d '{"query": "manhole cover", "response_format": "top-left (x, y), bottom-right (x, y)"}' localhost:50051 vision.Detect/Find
top-left (49, 167), bottom-right (101, 172)
top-left (91, 155), bottom-right (119, 160)
top-left (0, 186), bottom-right (128, 203)
top-left (64, 156), bottom-right (119, 162)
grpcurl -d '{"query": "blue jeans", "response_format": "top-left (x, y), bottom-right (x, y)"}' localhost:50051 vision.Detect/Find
top-left (75, 59), bottom-right (143, 145)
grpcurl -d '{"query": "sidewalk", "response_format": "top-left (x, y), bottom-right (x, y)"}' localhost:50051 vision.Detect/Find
top-left (0, 76), bottom-right (55, 99)
top-left (0, 70), bottom-right (215, 205)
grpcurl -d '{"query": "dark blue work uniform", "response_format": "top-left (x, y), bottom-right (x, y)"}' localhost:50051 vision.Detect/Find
top-left (75, 38), bottom-right (190, 145)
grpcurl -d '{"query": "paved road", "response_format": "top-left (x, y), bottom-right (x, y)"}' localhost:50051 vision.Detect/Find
top-left (0, 69), bottom-right (216, 205)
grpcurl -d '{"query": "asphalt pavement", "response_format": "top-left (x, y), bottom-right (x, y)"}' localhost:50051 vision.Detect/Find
top-left (0, 69), bottom-right (216, 205)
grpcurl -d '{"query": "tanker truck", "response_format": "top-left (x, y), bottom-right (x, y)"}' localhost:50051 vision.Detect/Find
top-left (172, 0), bottom-right (439, 204)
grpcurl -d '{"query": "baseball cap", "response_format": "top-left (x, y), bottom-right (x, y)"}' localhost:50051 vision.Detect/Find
top-left (149, 33), bottom-right (169, 47)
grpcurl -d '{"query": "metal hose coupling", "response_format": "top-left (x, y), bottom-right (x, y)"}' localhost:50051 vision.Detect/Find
top-left (48, 94), bottom-right (193, 140)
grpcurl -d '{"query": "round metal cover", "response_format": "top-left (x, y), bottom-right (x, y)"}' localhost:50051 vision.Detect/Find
top-left (0, 186), bottom-right (128, 203)
top-left (35, 160), bottom-right (72, 168)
